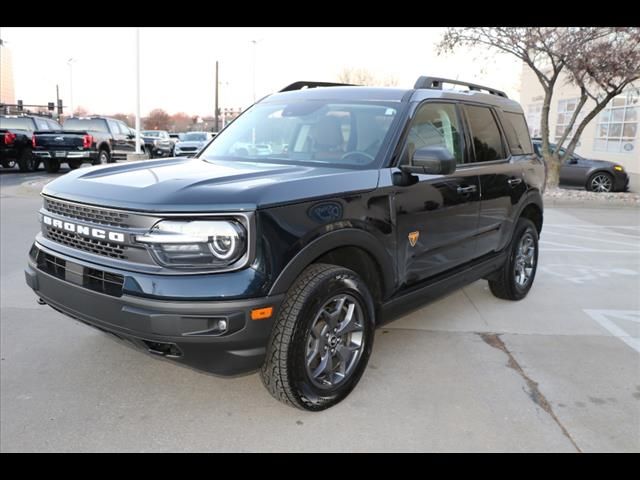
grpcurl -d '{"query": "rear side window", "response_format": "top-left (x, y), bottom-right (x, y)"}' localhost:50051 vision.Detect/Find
top-left (503, 112), bottom-right (534, 154)
top-left (465, 105), bottom-right (506, 162)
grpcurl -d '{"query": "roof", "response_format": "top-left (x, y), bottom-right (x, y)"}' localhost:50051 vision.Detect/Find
top-left (262, 85), bottom-right (523, 113)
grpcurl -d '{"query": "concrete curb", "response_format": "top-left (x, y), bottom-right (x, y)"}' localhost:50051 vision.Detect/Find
top-left (543, 197), bottom-right (640, 209)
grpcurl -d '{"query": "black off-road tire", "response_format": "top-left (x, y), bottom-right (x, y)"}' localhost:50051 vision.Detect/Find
top-left (1, 159), bottom-right (16, 169)
top-left (17, 148), bottom-right (37, 172)
top-left (260, 263), bottom-right (375, 411)
top-left (488, 217), bottom-right (539, 301)
top-left (93, 149), bottom-right (110, 165)
top-left (67, 160), bottom-right (83, 170)
top-left (45, 159), bottom-right (61, 173)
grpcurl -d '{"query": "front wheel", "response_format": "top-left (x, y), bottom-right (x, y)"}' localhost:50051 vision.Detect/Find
top-left (587, 172), bottom-right (613, 192)
top-left (488, 217), bottom-right (539, 301)
top-left (260, 264), bottom-right (375, 411)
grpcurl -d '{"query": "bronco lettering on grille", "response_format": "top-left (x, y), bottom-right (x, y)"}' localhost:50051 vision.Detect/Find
top-left (42, 215), bottom-right (125, 243)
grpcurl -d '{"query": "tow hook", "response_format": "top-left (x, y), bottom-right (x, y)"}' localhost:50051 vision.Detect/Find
top-left (36, 297), bottom-right (46, 305)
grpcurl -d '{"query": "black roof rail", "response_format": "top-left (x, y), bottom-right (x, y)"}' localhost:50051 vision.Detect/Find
top-left (279, 81), bottom-right (357, 92)
top-left (414, 76), bottom-right (508, 98)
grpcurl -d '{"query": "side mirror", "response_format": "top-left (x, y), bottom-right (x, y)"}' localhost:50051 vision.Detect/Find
top-left (400, 146), bottom-right (457, 175)
top-left (569, 157), bottom-right (578, 164)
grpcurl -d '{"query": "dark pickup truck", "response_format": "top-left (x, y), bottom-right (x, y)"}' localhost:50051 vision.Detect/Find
top-left (26, 77), bottom-right (545, 411)
top-left (32, 116), bottom-right (141, 172)
top-left (1, 114), bottom-right (61, 172)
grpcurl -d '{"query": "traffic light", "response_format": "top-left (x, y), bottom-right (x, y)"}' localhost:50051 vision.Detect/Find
top-left (57, 99), bottom-right (63, 115)
top-left (48, 102), bottom-right (55, 111)
top-left (17, 100), bottom-right (23, 112)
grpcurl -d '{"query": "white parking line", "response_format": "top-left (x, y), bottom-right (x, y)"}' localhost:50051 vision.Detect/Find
top-left (542, 230), bottom-right (640, 248)
top-left (583, 309), bottom-right (640, 353)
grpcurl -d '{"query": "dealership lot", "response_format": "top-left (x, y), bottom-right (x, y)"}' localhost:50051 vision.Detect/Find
top-left (1, 168), bottom-right (639, 452)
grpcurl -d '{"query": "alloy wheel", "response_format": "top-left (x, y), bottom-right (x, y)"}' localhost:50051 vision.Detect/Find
top-left (590, 174), bottom-right (612, 192)
top-left (305, 294), bottom-right (365, 389)
top-left (514, 231), bottom-right (536, 288)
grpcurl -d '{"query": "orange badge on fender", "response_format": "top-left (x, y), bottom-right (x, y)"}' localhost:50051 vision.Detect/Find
top-left (408, 231), bottom-right (419, 247)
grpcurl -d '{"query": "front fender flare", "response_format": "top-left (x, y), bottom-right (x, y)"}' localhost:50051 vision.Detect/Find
top-left (268, 228), bottom-right (395, 298)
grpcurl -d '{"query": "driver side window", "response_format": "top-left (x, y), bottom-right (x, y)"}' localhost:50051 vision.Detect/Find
top-left (400, 102), bottom-right (464, 166)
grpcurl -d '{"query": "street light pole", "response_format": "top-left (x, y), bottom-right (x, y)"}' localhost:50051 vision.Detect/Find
top-left (67, 58), bottom-right (75, 116)
top-left (135, 28), bottom-right (141, 154)
top-left (251, 39), bottom-right (258, 103)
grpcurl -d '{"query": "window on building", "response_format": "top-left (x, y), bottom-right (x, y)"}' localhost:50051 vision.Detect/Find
top-left (526, 103), bottom-right (542, 138)
top-left (555, 98), bottom-right (585, 145)
top-left (594, 90), bottom-right (638, 154)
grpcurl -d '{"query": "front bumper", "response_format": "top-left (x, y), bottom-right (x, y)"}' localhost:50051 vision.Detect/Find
top-left (614, 171), bottom-right (630, 192)
top-left (25, 242), bottom-right (284, 376)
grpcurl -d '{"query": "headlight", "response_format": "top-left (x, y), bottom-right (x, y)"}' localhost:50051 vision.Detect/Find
top-left (135, 220), bottom-right (247, 268)
top-left (614, 165), bottom-right (624, 172)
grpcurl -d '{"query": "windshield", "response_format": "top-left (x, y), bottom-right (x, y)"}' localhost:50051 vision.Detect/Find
top-left (199, 100), bottom-right (401, 169)
top-left (0, 117), bottom-right (35, 130)
top-left (63, 118), bottom-right (109, 133)
top-left (182, 132), bottom-right (208, 142)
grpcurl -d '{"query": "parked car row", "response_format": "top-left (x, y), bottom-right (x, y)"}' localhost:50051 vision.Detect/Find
top-left (1, 114), bottom-right (218, 173)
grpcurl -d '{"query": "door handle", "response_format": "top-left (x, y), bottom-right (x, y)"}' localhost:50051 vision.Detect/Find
top-left (457, 185), bottom-right (477, 194)
top-left (508, 177), bottom-right (523, 186)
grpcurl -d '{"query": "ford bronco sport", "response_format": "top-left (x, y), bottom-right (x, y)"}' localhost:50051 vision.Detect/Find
top-left (25, 77), bottom-right (545, 411)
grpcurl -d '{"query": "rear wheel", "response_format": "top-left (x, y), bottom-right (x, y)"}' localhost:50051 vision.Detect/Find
top-left (488, 217), bottom-right (539, 301)
top-left (587, 172), bottom-right (613, 192)
top-left (261, 264), bottom-right (375, 411)
top-left (17, 148), bottom-right (37, 172)
top-left (1, 159), bottom-right (16, 169)
top-left (93, 149), bottom-right (110, 165)
top-left (67, 160), bottom-right (83, 170)
top-left (45, 159), bottom-right (61, 173)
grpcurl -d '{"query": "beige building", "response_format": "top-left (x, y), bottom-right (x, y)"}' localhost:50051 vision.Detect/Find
top-left (519, 65), bottom-right (639, 192)
top-left (0, 40), bottom-right (16, 105)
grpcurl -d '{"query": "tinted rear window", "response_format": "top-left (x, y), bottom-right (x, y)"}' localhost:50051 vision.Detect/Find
top-left (503, 112), bottom-right (533, 154)
top-left (63, 118), bottom-right (109, 133)
top-left (0, 117), bottom-right (35, 130)
top-left (465, 105), bottom-right (506, 162)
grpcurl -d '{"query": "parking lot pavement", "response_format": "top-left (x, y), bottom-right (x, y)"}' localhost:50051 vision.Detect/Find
top-left (1, 172), bottom-right (639, 452)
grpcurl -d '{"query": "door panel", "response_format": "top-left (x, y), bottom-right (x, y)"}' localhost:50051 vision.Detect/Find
top-left (394, 101), bottom-right (481, 288)
top-left (462, 104), bottom-right (522, 257)
top-left (395, 171), bottom-right (480, 287)
top-left (560, 158), bottom-right (584, 186)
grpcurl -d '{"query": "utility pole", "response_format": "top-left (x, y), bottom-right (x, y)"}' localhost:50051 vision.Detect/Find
top-left (135, 28), bottom-right (141, 154)
top-left (55, 85), bottom-right (60, 120)
top-left (214, 60), bottom-right (219, 132)
top-left (251, 40), bottom-right (257, 103)
top-left (67, 58), bottom-right (75, 116)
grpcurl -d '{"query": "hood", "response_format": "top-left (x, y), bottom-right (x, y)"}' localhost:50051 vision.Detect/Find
top-left (42, 158), bottom-right (380, 212)
top-left (581, 158), bottom-right (617, 167)
top-left (176, 141), bottom-right (205, 148)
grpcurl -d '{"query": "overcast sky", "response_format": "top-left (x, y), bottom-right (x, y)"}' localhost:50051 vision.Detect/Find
top-left (1, 27), bottom-right (523, 117)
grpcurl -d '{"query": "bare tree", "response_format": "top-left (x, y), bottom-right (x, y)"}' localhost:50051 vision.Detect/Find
top-left (337, 67), bottom-right (377, 86)
top-left (438, 27), bottom-right (640, 188)
top-left (73, 106), bottom-right (89, 117)
top-left (112, 113), bottom-right (135, 127)
top-left (170, 112), bottom-right (193, 132)
top-left (144, 108), bottom-right (171, 131)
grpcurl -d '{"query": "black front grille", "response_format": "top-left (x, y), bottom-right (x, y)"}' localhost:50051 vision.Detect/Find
top-left (44, 227), bottom-right (126, 259)
top-left (44, 198), bottom-right (130, 227)
top-left (179, 147), bottom-right (197, 151)
top-left (36, 249), bottom-right (124, 297)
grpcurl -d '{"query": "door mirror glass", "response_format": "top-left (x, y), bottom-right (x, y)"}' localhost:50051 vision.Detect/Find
top-left (401, 146), bottom-right (457, 175)
top-left (568, 157), bottom-right (578, 164)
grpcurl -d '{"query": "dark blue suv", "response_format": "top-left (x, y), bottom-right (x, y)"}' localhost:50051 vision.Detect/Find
top-left (26, 77), bottom-right (545, 410)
